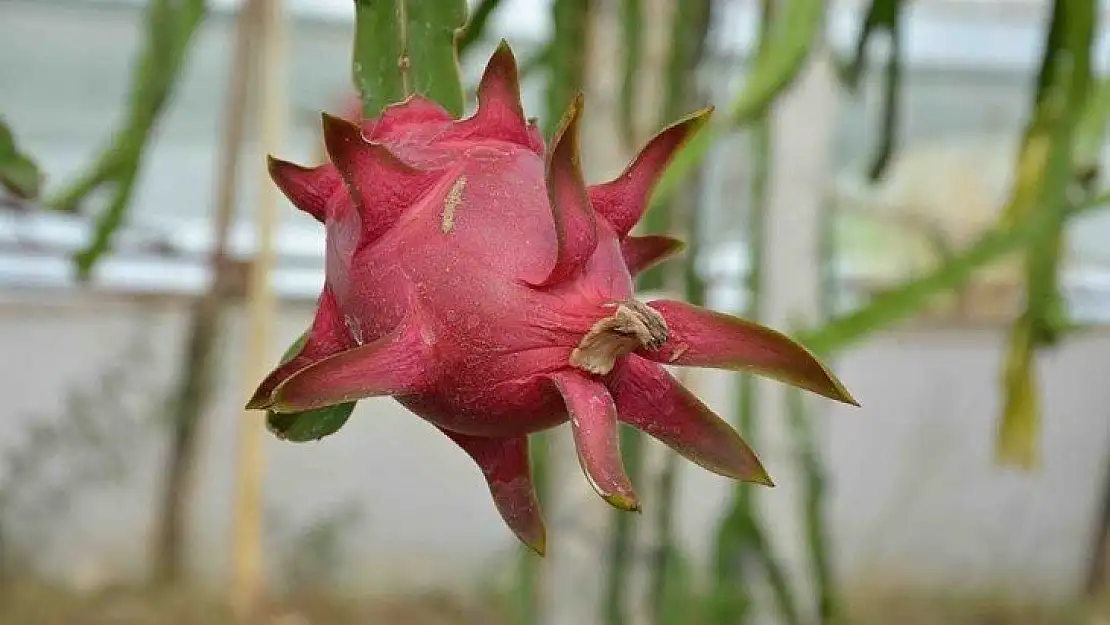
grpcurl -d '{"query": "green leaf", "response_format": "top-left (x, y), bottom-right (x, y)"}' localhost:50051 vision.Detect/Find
top-left (0, 117), bottom-right (43, 200)
top-left (352, 0), bottom-right (467, 119)
top-left (263, 331), bottom-right (357, 443)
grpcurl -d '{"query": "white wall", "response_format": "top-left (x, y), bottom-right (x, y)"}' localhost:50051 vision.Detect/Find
top-left (1, 292), bottom-right (1108, 602)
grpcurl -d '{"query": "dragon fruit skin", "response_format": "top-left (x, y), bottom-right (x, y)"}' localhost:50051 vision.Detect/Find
top-left (246, 42), bottom-right (858, 555)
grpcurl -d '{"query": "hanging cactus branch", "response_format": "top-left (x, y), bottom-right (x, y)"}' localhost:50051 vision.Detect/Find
top-left (404, 1), bottom-right (468, 115)
top-left (799, 189), bottom-right (1110, 355)
top-left (648, 0), bottom-right (825, 215)
top-left (352, 0), bottom-right (467, 119)
top-left (841, 0), bottom-right (906, 181)
top-left (617, 0), bottom-right (644, 151)
top-left (996, 0), bottom-right (1096, 469)
top-left (352, 0), bottom-right (409, 116)
top-left (0, 117), bottom-right (43, 201)
top-left (49, 0), bottom-right (205, 279)
top-left (456, 0), bottom-right (506, 55)
top-left (841, 0), bottom-right (901, 90)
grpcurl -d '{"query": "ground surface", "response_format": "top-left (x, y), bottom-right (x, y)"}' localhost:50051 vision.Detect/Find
top-left (0, 581), bottom-right (1104, 625)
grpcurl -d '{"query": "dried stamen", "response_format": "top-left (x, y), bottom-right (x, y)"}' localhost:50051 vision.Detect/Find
top-left (570, 300), bottom-right (669, 375)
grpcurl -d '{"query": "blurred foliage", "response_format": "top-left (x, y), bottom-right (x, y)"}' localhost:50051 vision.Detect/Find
top-left (0, 580), bottom-right (1098, 625)
top-left (997, 1), bottom-right (1097, 469)
top-left (0, 118), bottom-right (43, 201)
top-left (267, 500), bottom-right (365, 594)
top-left (706, 6), bottom-right (810, 625)
top-left (0, 326), bottom-right (161, 579)
top-left (840, 0), bottom-right (905, 181)
top-left (708, 11), bottom-right (778, 618)
top-left (644, 3), bottom-right (715, 621)
top-left (49, 0), bottom-right (205, 279)
top-left (457, 0), bottom-right (506, 56)
top-left (616, 0), bottom-right (644, 152)
top-left (0, 582), bottom-right (513, 625)
top-left (799, 190), bottom-right (1108, 353)
top-left (648, 0), bottom-right (824, 215)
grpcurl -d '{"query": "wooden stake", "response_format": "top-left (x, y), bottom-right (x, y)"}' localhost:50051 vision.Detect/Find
top-left (230, 0), bottom-right (286, 619)
top-left (151, 0), bottom-right (260, 585)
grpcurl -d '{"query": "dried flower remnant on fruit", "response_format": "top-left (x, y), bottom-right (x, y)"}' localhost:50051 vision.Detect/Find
top-left (571, 300), bottom-right (668, 375)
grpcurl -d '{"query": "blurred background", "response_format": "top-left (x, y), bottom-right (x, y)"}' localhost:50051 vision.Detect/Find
top-left (2, 0), bottom-right (1110, 623)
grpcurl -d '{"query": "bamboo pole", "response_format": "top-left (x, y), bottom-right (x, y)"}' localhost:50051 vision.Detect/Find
top-left (230, 0), bottom-right (286, 619)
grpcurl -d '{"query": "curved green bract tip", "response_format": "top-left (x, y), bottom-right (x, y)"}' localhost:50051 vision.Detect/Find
top-left (603, 493), bottom-right (642, 513)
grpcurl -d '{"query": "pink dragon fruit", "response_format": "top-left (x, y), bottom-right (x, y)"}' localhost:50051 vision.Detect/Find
top-left (246, 42), bottom-right (857, 555)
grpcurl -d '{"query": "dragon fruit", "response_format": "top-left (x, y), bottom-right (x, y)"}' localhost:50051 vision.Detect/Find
top-left (246, 42), bottom-right (857, 555)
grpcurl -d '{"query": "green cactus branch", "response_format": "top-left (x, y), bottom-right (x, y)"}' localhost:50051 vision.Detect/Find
top-left (51, 0), bottom-right (205, 214)
top-left (844, 0), bottom-right (906, 181)
top-left (648, 0), bottom-right (825, 216)
top-left (0, 117), bottom-right (43, 201)
top-left (352, 0), bottom-right (406, 117)
top-left (47, 0), bottom-right (205, 279)
top-left (726, 0), bottom-right (825, 125)
top-left (617, 0), bottom-right (644, 151)
top-left (867, 18), bottom-right (901, 182)
top-left (456, 0), bottom-right (505, 55)
top-left (542, 0), bottom-right (591, 138)
top-left (352, 0), bottom-right (467, 119)
top-left (404, 1), bottom-right (468, 115)
top-left (996, 0), bottom-right (1096, 469)
top-left (798, 189), bottom-right (1110, 355)
top-left (840, 0), bottom-right (902, 90)
top-left (788, 384), bottom-right (840, 623)
top-left (1008, 0), bottom-right (1094, 347)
